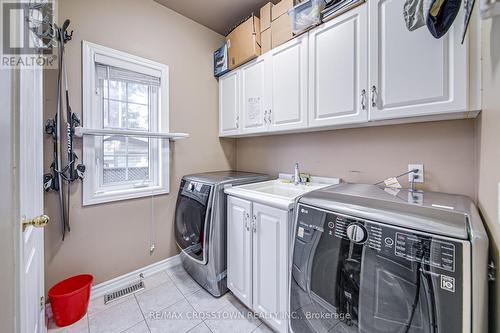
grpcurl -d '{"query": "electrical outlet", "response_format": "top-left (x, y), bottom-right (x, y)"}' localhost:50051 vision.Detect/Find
top-left (408, 191), bottom-right (424, 205)
top-left (408, 164), bottom-right (424, 183)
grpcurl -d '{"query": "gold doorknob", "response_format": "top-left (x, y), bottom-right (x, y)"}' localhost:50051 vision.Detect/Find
top-left (22, 215), bottom-right (50, 231)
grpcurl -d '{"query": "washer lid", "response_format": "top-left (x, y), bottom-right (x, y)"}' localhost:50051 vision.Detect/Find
top-left (183, 171), bottom-right (269, 185)
top-left (299, 183), bottom-right (472, 240)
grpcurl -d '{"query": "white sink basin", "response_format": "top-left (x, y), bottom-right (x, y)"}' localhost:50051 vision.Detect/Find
top-left (241, 181), bottom-right (327, 199)
top-left (225, 178), bottom-right (341, 210)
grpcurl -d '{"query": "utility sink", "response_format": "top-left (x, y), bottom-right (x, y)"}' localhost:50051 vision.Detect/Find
top-left (241, 180), bottom-right (327, 199)
top-left (225, 176), bottom-right (341, 210)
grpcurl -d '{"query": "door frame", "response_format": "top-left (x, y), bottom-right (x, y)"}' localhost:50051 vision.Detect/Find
top-left (0, 63), bottom-right (21, 333)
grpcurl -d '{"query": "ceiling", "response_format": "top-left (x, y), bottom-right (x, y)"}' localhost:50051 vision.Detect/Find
top-left (154, 0), bottom-right (272, 35)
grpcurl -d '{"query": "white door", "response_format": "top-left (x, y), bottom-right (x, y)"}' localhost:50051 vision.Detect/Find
top-left (267, 34), bottom-right (309, 132)
top-left (252, 203), bottom-right (288, 333)
top-left (308, 4), bottom-right (368, 127)
top-left (368, 0), bottom-right (467, 120)
top-left (19, 66), bottom-right (46, 333)
top-left (240, 58), bottom-right (268, 134)
top-left (227, 196), bottom-right (253, 308)
top-left (219, 71), bottom-right (240, 136)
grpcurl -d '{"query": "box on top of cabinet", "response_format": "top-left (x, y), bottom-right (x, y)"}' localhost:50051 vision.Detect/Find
top-left (261, 28), bottom-right (272, 54)
top-left (271, 13), bottom-right (294, 48)
top-left (213, 43), bottom-right (229, 77)
top-left (260, 2), bottom-right (273, 32)
top-left (227, 15), bottom-right (261, 70)
top-left (272, 0), bottom-right (295, 20)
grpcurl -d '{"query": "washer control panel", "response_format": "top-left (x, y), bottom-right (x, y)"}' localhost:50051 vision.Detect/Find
top-left (394, 232), bottom-right (456, 272)
top-left (324, 212), bottom-right (457, 273)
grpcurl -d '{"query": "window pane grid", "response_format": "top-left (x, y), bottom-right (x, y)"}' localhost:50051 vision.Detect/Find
top-left (103, 98), bottom-right (149, 107)
top-left (102, 136), bottom-right (151, 185)
top-left (102, 79), bottom-right (150, 131)
top-left (98, 66), bottom-right (156, 188)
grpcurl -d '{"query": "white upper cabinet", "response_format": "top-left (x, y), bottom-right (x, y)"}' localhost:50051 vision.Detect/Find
top-left (368, 0), bottom-right (467, 121)
top-left (240, 58), bottom-right (268, 134)
top-left (218, 2), bottom-right (479, 137)
top-left (308, 4), bottom-right (368, 127)
top-left (219, 71), bottom-right (240, 136)
top-left (267, 34), bottom-right (309, 131)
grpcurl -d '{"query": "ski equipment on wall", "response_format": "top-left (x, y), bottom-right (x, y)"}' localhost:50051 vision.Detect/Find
top-left (43, 19), bottom-right (85, 240)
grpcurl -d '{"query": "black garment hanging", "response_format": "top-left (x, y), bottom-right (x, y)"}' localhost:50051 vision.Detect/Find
top-left (426, 0), bottom-right (461, 39)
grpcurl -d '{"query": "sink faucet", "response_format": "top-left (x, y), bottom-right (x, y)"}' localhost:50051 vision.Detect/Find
top-left (294, 163), bottom-right (300, 185)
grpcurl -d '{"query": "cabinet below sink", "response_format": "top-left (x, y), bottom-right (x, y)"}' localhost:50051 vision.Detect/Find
top-left (224, 176), bottom-right (340, 332)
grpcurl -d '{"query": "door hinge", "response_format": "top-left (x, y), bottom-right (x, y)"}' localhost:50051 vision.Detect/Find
top-left (40, 296), bottom-right (45, 311)
top-left (489, 260), bottom-right (496, 282)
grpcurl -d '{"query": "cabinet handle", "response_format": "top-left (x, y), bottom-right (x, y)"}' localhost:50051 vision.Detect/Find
top-left (268, 109), bottom-right (272, 125)
top-left (253, 215), bottom-right (257, 233)
top-left (264, 110), bottom-right (268, 124)
top-left (371, 86), bottom-right (377, 108)
top-left (361, 89), bottom-right (367, 110)
top-left (236, 115), bottom-right (239, 128)
top-left (245, 213), bottom-right (250, 231)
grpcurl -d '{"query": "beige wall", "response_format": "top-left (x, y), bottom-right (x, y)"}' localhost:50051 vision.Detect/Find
top-left (43, 0), bottom-right (234, 288)
top-left (236, 120), bottom-right (477, 198)
top-left (477, 17), bottom-right (500, 333)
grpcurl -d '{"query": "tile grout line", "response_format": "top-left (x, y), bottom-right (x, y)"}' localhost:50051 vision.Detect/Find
top-left (134, 270), bottom-right (182, 332)
top-left (86, 314), bottom-right (90, 333)
top-left (133, 293), bottom-right (152, 333)
top-left (164, 268), bottom-right (207, 332)
top-left (165, 267), bottom-right (217, 333)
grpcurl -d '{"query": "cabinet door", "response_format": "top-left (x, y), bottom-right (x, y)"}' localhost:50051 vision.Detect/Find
top-left (219, 71), bottom-right (240, 136)
top-left (267, 34), bottom-right (309, 132)
top-left (368, 0), bottom-right (467, 120)
top-left (240, 58), bottom-right (268, 134)
top-left (308, 4), bottom-right (368, 127)
top-left (227, 196), bottom-right (253, 308)
top-left (252, 203), bottom-right (289, 333)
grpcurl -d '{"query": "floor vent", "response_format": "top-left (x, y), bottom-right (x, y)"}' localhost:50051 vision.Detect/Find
top-left (103, 280), bottom-right (145, 305)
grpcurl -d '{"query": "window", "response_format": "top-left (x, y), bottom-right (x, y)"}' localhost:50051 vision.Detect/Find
top-left (82, 41), bottom-right (169, 205)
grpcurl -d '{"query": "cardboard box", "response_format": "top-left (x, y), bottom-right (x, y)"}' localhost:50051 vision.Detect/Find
top-left (260, 2), bottom-right (273, 32)
top-left (227, 15), bottom-right (261, 70)
top-left (271, 13), bottom-right (293, 48)
top-left (261, 28), bottom-right (272, 54)
top-left (272, 0), bottom-right (294, 21)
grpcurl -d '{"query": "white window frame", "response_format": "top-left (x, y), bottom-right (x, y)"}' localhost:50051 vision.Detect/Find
top-left (82, 41), bottom-right (169, 206)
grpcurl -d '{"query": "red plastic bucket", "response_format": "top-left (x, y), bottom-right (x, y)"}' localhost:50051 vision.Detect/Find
top-left (48, 274), bottom-right (93, 327)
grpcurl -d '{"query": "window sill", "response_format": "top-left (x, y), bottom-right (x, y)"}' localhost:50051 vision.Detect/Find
top-left (83, 185), bottom-right (169, 206)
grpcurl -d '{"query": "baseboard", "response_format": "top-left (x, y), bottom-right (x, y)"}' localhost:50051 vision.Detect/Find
top-left (90, 254), bottom-right (181, 300)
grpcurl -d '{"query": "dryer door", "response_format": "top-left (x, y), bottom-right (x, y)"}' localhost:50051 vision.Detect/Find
top-left (174, 179), bottom-right (213, 264)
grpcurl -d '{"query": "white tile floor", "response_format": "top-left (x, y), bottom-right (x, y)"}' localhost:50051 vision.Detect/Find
top-left (48, 264), bottom-right (275, 333)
